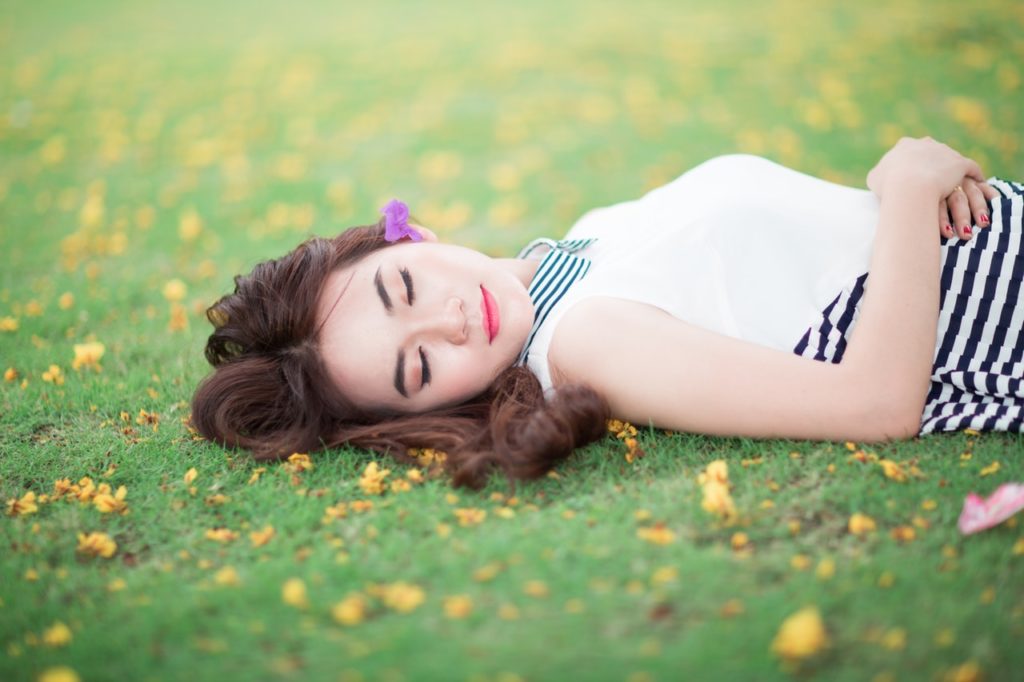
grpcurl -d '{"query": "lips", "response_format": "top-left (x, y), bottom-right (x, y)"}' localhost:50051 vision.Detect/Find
top-left (480, 285), bottom-right (499, 344)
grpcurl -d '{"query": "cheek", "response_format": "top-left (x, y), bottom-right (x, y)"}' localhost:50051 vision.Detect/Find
top-left (442, 349), bottom-right (496, 399)
top-left (503, 290), bottom-right (533, 348)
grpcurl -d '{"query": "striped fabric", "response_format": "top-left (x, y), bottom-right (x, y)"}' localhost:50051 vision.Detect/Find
top-left (795, 179), bottom-right (1024, 434)
top-left (516, 237), bottom-right (597, 366)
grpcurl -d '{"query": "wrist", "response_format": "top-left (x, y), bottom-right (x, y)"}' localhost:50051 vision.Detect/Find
top-left (880, 174), bottom-right (942, 203)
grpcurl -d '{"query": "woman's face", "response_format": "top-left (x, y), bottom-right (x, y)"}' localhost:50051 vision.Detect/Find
top-left (316, 233), bottom-right (536, 414)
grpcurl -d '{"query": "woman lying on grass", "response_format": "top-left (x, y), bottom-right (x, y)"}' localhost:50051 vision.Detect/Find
top-left (192, 136), bottom-right (1022, 488)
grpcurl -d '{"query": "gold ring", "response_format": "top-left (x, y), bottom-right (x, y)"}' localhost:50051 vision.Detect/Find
top-left (955, 185), bottom-right (964, 194)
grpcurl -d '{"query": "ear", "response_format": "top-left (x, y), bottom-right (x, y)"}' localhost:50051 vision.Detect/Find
top-left (410, 224), bottom-right (438, 242)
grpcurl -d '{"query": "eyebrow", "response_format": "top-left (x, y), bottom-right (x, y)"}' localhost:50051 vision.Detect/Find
top-left (376, 267), bottom-right (407, 397)
top-left (374, 267), bottom-right (393, 312)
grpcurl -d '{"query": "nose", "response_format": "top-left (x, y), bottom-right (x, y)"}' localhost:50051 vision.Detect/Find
top-left (435, 296), bottom-right (468, 344)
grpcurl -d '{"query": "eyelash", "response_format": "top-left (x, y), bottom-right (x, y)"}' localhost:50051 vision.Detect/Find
top-left (401, 267), bottom-right (430, 389)
top-left (400, 267), bottom-right (414, 305)
top-left (419, 346), bottom-right (431, 386)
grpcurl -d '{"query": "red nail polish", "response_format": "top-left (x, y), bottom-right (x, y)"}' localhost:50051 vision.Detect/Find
top-left (980, 214), bottom-right (989, 224)
top-left (964, 226), bottom-right (972, 236)
top-left (945, 224), bottom-right (953, 233)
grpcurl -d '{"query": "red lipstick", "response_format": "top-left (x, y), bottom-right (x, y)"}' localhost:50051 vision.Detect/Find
top-left (480, 285), bottom-right (499, 344)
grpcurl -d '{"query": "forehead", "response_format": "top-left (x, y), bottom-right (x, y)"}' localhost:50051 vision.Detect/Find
top-left (315, 239), bottom-right (431, 331)
top-left (315, 249), bottom-right (397, 408)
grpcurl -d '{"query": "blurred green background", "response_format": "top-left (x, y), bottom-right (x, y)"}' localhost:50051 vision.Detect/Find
top-left (2, 1), bottom-right (1023, 681)
top-left (3, 0), bottom-right (1022, 276)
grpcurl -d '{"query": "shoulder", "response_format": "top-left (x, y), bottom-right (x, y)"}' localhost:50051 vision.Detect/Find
top-left (579, 154), bottom-right (783, 222)
top-left (563, 155), bottom-right (785, 239)
top-left (688, 153), bottom-right (776, 173)
top-left (657, 154), bottom-right (791, 195)
top-left (546, 297), bottom-right (658, 386)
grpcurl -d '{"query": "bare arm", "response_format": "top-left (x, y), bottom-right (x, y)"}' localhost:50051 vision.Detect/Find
top-left (548, 138), bottom-right (988, 441)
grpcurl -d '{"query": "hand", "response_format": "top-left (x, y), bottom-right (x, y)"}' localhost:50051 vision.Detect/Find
top-left (939, 177), bottom-right (999, 242)
top-left (867, 136), bottom-right (985, 200)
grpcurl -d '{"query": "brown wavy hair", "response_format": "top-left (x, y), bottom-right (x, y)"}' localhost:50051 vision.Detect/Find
top-left (190, 221), bottom-right (611, 489)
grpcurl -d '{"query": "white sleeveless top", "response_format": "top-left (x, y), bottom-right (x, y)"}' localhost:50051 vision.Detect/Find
top-left (518, 154), bottom-right (881, 392)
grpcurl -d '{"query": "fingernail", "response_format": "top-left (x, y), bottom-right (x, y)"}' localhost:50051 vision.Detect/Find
top-left (964, 226), bottom-right (972, 236)
top-left (945, 224), bottom-right (953, 234)
top-left (980, 214), bottom-right (989, 225)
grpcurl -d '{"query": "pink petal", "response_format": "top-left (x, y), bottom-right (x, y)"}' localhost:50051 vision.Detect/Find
top-left (957, 482), bottom-right (1024, 535)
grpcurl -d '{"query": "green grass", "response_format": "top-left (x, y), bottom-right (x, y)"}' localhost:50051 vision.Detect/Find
top-left (2, 0), bottom-right (1023, 680)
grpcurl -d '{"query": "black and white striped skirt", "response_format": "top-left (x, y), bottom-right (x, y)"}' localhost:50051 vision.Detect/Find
top-left (793, 178), bottom-right (1024, 435)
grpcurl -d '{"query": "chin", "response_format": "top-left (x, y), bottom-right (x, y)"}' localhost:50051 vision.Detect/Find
top-left (504, 296), bottom-right (532, 339)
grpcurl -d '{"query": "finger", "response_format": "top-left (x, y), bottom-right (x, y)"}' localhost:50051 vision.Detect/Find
top-left (978, 180), bottom-right (1000, 201)
top-left (939, 201), bottom-right (955, 239)
top-left (960, 156), bottom-right (986, 183)
top-left (948, 187), bottom-right (973, 240)
top-left (962, 180), bottom-right (990, 228)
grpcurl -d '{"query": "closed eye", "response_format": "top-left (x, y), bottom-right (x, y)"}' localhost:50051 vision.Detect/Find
top-left (400, 267), bottom-right (414, 305)
top-left (419, 346), bottom-right (431, 387)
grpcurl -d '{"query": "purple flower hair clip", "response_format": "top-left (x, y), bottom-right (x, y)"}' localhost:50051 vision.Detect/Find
top-left (380, 199), bottom-right (422, 243)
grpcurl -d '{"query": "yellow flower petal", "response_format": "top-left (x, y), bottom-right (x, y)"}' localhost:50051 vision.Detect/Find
top-left (878, 459), bottom-right (908, 482)
top-left (6, 491), bottom-right (38, 516)
top-left (76, 531), bottom-right (117, 558)
top-left (214, 567), bottom-right (240, 587)
top-left (933, 627), bottom-right (955, 648)
top-left (979, 461), bottom-right (1001, 476)
top-left (720, 598), bottom-right (745, 618)
top-left (880, 628), bottom-right (906, 651)
top-left (204, 528), bottom-right (239, 543)
top-left (771, 606), bottom-right (829, 660)
top-left (890, 526), bottom-right (916, 543)
top-left (698, 459), bottom-right (729, 485)
top-left (179, 208), bottom-right (203, 241)
top-left (943, 661), bottom-right (983, 682)
top-left (443, 595), bottom-right (473, 619)
top-left (286, 452), bottom-right (313, 472)
top-left (250, 525), bottom-right (276, 547)
top-left (650, 566), bottom-right (678, 586)
top-left (71, 342), bottom-right (105, 371)
top-left (454, 507), bottom-right (487, 527)
top-left (359, 460), bottom-right (389, 495)
top-left (637, 523), bottom-right (676, 545)
top-left (523, 580), bottom-right (550, 598)
top-left (332, 594), bottom-right (367, 625)
top-left (38, 666), bottom-right (81, 682)
top-left (848, 513), bottom-right (877, 535)
top-left (162, 279), bottom-right (187, 302)
top-left (498, 604), bottom-right (520, 620)
top-left (381, 582), bottom-right (425, 613)
top-left (282, 578), bottom-right (309, 609)
top-left (473, 562), bottom-right (503, 582)
top-left (42, 621), bottom-right (72, 647)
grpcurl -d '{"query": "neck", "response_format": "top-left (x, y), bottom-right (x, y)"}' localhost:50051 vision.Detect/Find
top-left (496, 257), bottom-right (540, 289)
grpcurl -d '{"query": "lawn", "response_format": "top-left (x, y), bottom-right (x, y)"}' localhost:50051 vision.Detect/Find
top-left (2, 0), bottom-right (1023, 680)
